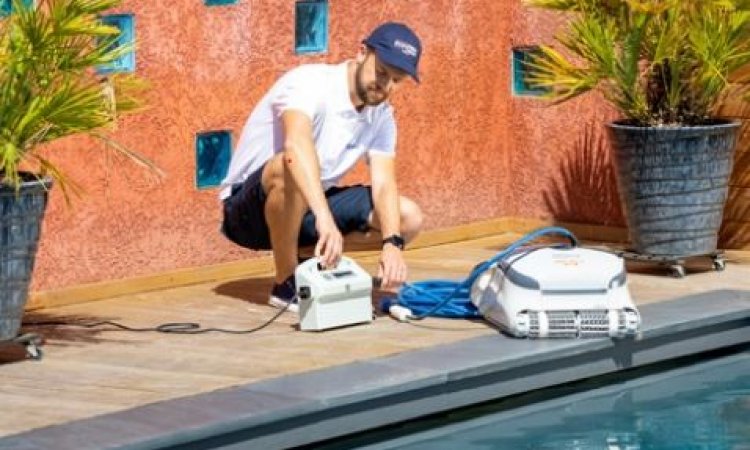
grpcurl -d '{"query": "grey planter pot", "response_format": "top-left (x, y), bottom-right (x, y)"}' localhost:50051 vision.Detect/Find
top-left (0, 176), bottom-right (51, 341)
top-left (607, 120), bottom-right (739, 257)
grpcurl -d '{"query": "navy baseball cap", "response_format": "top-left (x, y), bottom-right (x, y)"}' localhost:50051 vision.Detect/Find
top-left (363, 22), bottom-right (422, 82)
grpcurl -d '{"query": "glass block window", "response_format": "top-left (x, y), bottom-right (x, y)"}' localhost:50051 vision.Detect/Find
top-left (205, 0), bottom-right (237, 5)
top-left (512, 47), bottom-right (548, 97)
top-left (97, 14), bottom-right (135, 74)
top-left (0, 0), bottom-right (33, 17)
top-left (295, 0), bottom-right (328, 54)
top-left (196, 131), bottom-right (232, 189)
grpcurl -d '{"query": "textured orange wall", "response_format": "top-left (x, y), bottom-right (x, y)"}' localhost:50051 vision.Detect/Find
top-left (31, 1), bottom-right (625, 292)
top-left (506, 7), bottom-right (624, 226)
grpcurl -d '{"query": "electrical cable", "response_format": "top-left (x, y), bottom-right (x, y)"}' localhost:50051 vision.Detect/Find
top-left (22, 301), bottom-right (293, 334)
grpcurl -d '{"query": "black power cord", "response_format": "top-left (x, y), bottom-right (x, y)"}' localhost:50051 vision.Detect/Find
top-left (24, 277), bottom-right (385, 335)
top-left (22, 301), bottom-right (292, 335)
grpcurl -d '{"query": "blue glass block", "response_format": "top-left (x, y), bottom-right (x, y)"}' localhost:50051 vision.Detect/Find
top-left (0, 0), bottom-right (33, 17)
top-left (205, 0), bottom-right (237, 5)
top-left (512, 47), bottom-right (548, 97)
top-left (97, 14), bottom-right (135, 74)
top-left (196, 131), bottom-right (232, 189)
top-left (295, 1), bottom-right (328, 54)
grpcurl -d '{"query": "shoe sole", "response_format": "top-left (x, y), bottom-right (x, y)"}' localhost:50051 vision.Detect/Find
top-left (269, 296), bottom-right (299, 314)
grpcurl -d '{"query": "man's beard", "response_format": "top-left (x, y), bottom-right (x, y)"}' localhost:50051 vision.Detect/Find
top-left (355, 61), bottom-right (385, 107)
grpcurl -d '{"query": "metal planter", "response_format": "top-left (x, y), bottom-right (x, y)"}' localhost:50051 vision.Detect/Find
top-left (0, 177), bottom-right (51, 341)
top-left (607, 120), bottom-right (739, 257)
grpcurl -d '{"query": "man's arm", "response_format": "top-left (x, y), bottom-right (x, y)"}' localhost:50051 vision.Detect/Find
top-left (281, 110), bottom-right (342, 267)
top-left (370, 153), bottom-right (407, 288)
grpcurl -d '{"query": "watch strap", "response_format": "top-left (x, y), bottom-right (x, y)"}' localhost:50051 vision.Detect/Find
top-left (382, 234), bottom-right (405, 250)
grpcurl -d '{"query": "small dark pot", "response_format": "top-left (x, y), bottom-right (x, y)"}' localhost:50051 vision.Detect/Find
top-left (0, 176), bottom-right (52, 341)
top-left (607, 120), bottom-right (739, 257)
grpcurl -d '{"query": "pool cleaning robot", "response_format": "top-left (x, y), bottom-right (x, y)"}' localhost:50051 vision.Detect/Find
top-left (381, 227), bottom-right (642, 339)
top-left (469, 246), bottom-right (640, 338)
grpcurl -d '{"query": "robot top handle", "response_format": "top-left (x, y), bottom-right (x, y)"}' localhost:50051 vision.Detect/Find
top-left (299, 255), bottom-right (357, 273)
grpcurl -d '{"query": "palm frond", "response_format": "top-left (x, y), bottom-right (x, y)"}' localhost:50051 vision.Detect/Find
top-left (526, 0), bottom-right (750, 126)
top-left (524, 0), bottom-right (580, 10)
top-left (90, 131), bottom-right (165, 181)
top-left (32, 153), bottom-right (84, 204)
top-left (0, 0), bottom-right (159, 194)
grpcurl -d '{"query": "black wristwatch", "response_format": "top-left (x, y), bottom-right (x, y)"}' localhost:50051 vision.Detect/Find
top-left (382, 234), bottom-right (405, 250)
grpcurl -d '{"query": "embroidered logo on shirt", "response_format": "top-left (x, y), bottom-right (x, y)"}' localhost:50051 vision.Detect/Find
top-left (394, 39), bottom-right (418, 58)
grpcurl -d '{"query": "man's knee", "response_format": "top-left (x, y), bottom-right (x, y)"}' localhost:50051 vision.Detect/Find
top-left (400, 197), bottom-right (423, 242)
top-left (262, 153), bottom-right (308, 244)
top-left (261, 154), bottom-right (286, 194)
top-left (263, 154), bottom-right (305, 206)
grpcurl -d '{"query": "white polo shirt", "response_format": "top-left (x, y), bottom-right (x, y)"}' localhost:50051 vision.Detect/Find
top-left (219, 62), bottom-right (397, 201)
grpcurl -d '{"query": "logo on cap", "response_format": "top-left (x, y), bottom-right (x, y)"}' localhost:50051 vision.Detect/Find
top-left (394, 39), bottom-right (418, 58)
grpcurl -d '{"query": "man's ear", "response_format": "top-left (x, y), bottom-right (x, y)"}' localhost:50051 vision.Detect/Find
top-left (356, 44), bottom-right (368, 63)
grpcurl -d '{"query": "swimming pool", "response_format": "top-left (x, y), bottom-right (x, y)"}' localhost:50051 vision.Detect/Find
top-left (333, 349), bottom-right (750, 449)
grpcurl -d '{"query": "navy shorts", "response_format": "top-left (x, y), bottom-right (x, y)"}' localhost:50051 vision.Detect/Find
top-left (221, 164), bottom-right (374, 250)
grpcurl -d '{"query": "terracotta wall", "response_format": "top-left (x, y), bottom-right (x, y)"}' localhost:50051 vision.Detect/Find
top-left (32, 1), bottom-right (631, 292)
top-left (506, 6), bottom-right (624, 227)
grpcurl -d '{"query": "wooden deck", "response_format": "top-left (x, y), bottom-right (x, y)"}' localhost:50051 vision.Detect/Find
top-left (1, 232), bottom-right (748, 437)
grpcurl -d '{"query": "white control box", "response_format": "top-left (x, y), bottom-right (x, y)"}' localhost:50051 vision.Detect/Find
top-left (295, 257), bottom-right (373, 331)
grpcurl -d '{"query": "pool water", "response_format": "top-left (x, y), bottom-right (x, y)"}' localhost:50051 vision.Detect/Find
top-left (340, 350), bottom-right (750, 450)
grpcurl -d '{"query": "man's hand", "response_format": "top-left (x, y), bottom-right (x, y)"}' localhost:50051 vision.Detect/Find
top-left (314, 213), bottom-right (343, 269)
top-left (378, 244), bottom-right (407, 290)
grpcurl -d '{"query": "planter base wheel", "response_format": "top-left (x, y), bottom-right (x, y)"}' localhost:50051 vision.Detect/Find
top-left (615, 251), bottom-right (726, 277)
top-left (668, 264), bottom-right (686, 278)
top-left (712, 255), bottom-right (726, 272)
top-left (9, 333), bottom-right (43, 361)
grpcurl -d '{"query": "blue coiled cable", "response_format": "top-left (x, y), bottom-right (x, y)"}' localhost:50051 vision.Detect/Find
top-left (381, 226), bottom-right (579, 320)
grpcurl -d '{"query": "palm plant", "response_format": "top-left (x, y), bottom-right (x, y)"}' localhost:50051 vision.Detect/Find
top-left (0, 0), bottom-right (160, 200)
top-left (524, 0), bottom-right (750, 127)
